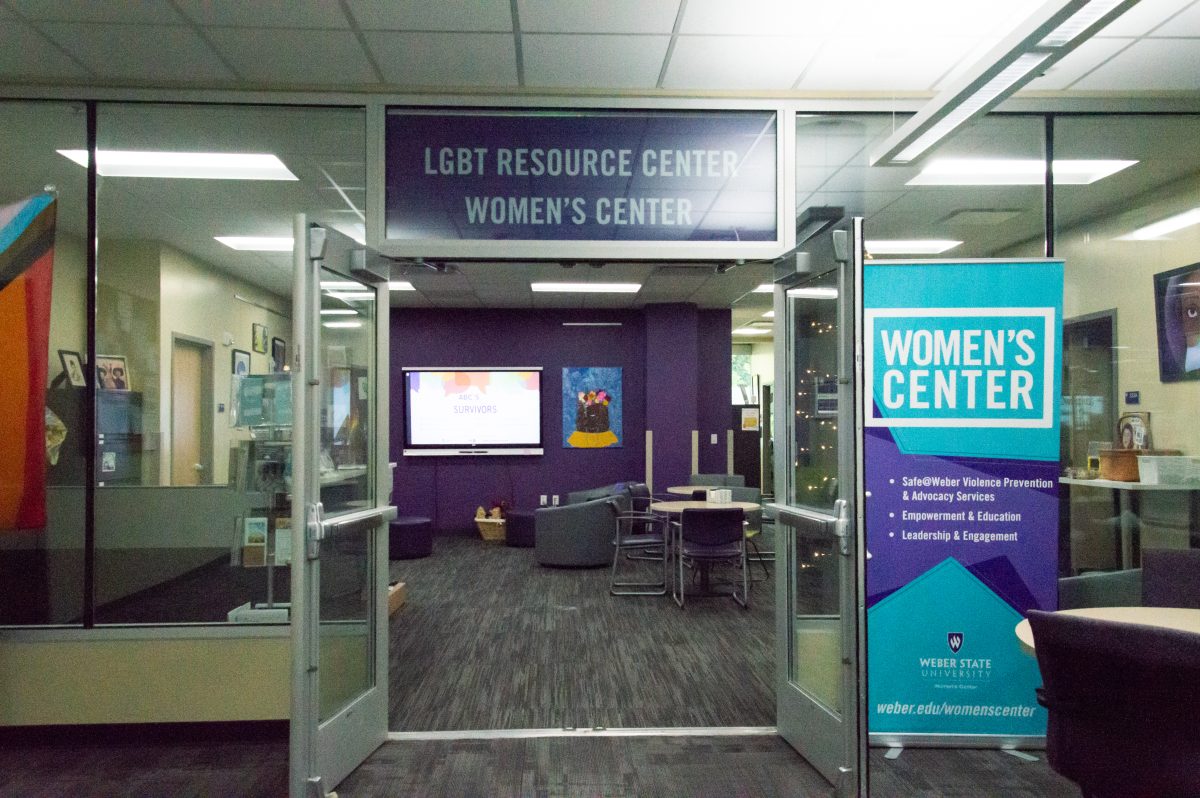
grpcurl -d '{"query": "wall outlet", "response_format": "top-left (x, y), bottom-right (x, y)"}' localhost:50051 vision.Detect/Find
top-left (551, 494), bottom-right (560, 506)
top-left (539, 494), bottom-right (548, 506)
top-left (710, 433), bottom-right (718, 444)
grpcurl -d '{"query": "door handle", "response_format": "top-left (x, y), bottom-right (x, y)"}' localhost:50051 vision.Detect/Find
top-left (833, 498), bottom-right (851, 556)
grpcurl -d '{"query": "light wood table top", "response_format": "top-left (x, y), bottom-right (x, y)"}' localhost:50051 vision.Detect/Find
top-left (649, 500), bottom-right (762, 513)
top-left (1014, 606), bottom-right (1200, 654)
top-left (666, 485), bottom-right (721, 495)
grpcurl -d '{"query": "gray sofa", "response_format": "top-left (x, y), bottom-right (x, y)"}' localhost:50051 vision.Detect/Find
top-left (534, 495), bottom-right (621, 567)
top-left (689, 473), bottom-right (746, 487)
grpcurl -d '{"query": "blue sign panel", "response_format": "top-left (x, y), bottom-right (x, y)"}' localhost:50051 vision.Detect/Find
top-left (384, 110), bottom-right (777, 243)
top-left (864, 259), bottom-right (1063, 738)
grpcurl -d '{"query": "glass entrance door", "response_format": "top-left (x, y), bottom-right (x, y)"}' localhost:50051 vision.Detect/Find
top-left (773, 219), bottom-right (867, 796)
top-left (290, 219), bottom-right (396, 797)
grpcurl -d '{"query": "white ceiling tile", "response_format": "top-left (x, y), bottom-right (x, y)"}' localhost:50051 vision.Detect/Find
top-left (1152, 0), bottom-right (1200, 35)
top-left (518, 0), bottom-right (679, 33)
top-left (1072, 37), bottom-right (1200, 90)
top-left (0, 20), bottom-right (91, 80)
top-left (6, 0), bottom-right (183, 24)
top-left (1096, 0), bottom-right (1196, 35)
top-left (663, 35), bottom-right (819, 90)
top-left (38, 23), bottom-right (234, 83)
top-left (365, 32), bottom-right (517, 87)
top-left (680, 0), bottom-right (844, 36)
top-left (524, 34), bottom-right (668, 89)
top-left (1021, 37), bottom-right (1135, 91)
top-left (173, 0), bottom-right (351, 29)
top-left (347, 0), bottom-right (512, 32)
top-left (798, 36), bottom-right (979, 92)
top-left (206, 28), bottom-right (378, 85)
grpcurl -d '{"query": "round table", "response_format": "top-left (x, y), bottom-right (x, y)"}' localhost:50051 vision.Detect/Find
top-left (650, 500), bottom-right (762, 513)
top-left (1014, 606), bottom-right (1200, 654)
top-left (666, 485), bottom-right (722, 496)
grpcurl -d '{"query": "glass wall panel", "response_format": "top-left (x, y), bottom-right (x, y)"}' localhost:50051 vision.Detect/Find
top-left (0, 101), bottom-right (88, 626)
top-left (93, 103), bottom-right (365, 624)
top-left (1054, 115), bottom-right (1200, 588)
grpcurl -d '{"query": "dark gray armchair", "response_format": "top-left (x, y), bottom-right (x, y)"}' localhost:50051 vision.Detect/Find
top-left (689, 473), bottom-right (745, 487)
top-left (534, 496), bottom-right (620, 567)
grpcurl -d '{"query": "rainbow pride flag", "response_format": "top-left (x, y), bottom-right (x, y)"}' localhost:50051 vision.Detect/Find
top-left (0, 192), bottom-right (56, 530)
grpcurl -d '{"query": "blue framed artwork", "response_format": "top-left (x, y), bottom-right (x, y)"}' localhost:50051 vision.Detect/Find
top-left (563, 367), bottom-right (622, 448)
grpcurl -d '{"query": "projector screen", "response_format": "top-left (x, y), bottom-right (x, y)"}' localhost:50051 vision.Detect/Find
top-left (403, 368), bottom-right (543, 455)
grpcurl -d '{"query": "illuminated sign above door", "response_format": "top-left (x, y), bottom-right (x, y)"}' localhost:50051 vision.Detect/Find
top-left (380, 108), bottom-right (780, 259)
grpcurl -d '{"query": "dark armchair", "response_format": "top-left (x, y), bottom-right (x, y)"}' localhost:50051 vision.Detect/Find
top-left (1028, 609), bottom-right (1200, 797)
top-left (534, 496), bottom-right (620, 567)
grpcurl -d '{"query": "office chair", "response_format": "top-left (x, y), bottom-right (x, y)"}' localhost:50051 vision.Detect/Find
top-left (673, 507), bottom-right (748, 609)
top-left (1028, 609), bottom-right (1200, 797)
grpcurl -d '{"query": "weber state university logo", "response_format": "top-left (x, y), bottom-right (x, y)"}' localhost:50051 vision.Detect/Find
top-left (947, 632), bottom-right (964, 653)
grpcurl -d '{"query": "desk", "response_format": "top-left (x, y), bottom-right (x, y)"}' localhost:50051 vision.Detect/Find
top-left (1061, 478), bottom-right (1200, 569)
top-left (1014, 606), bottom-right (1200, 654)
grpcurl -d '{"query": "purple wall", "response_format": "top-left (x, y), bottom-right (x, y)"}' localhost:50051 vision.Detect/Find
top-left (390, 305), bottom-right (731, 531)
top-left (697, 308), bottom-right (734, 474)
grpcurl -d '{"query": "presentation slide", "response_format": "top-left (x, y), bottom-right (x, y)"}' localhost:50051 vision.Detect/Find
top-left (406, 370), bottom-right (541, 447)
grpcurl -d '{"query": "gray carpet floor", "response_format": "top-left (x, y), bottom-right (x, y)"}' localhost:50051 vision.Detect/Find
top-left (388, 531), bottom-right (776, 730)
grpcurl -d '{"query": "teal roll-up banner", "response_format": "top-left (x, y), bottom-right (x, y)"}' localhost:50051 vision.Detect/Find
top-left (863, 259), bottom-right (1063, 738)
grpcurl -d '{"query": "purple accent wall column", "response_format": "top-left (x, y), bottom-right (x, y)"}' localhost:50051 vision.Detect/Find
top-left (697, 308), bottom-right (733, 474)
top-left (644, 304), bottom-right (698, 490)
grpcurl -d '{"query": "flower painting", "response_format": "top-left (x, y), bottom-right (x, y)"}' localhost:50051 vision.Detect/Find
top-left (563, 366), bottom-right (622, 448)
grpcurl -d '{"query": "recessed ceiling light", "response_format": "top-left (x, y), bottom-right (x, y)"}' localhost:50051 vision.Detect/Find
top-left (1116, 207), bottom-right (1200, 241)
top-left (58, 150), bottom-right (297, 180)
top-left (753, 284), bottom-right (775, 293)
top-left (866, 239), bottom-right (962, 255)
top-left (908, 159), bottom-right (1136, 186)
top-left (389, 281), bottom-right (415, 291)
top-left (786, 287), bottom-right (839, 300)
top-left (733, 327), bottom-right (772, 336)
top-left (530, 282), bottom-right (641, 293)
top-left (762, 310), bottom-right (775, 318)
top-left (323, 321), bottom-right (364, 329)
top-left (215, 236), bottom-right (292, 251)
top-left (320, 309), bottom-right (358, 316)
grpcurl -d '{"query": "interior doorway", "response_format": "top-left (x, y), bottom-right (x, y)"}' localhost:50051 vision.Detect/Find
top-left (170, 335), bottom-right (213, 486)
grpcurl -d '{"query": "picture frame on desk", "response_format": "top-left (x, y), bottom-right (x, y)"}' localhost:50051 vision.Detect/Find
top-left (58, 349), bottom-right (86, 387)
top-left (1117, 411), bottom-right (1151, 451)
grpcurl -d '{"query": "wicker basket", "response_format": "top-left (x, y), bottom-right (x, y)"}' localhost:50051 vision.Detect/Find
top-left (1098, 449), bottom-right (1140, 481)
top-left (475, 517), bottom-right (506, 543)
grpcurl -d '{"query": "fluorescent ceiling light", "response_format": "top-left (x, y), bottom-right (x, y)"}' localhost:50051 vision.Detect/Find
top-left (866, 239), bottom-right (962, 255)
top-left (58, 149), bottom-right (297, 180)
top-left (320, 281), bottom-right (362, 290)
top-left (909, 159), bottom-right (1136, 186)
top-left (754, 284), bottom-right (775, 293)
top-left (215, 236), bottom-right (293, 252)
top-left (870, 0), bottom-right (1138, 165)
top-left (762, 310), bottom-right (775, 318)
top-left (530, 282), bottom-right (641, 293)
top-left (562, 322), bottom-right (623, 327)
top-left (323, 321), bottom-right (364, 329)
top-left (320, 309), bottom-right (358, 316)
top-left (389, 281), bottom-right (415, 291)
top-left (327, 291), bottom-right (375, 301)
top-left (1116, 207), bottom-right (1200, 241)
top-left (787, 287), bottom-right (839, 300)
top-left (733, 327), bottom-right (772, 336)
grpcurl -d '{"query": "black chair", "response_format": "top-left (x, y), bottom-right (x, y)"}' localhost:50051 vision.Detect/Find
top-left (727, 485), bottom-right (771, 576)
top-left (1141, 548), bottom-right (1200, 608)
top-left (610, 482), bottom-right (668, 595)
top-left (673, 507), bottom-right (748, 608)
top-left (1028, 609), bottom-right (1200, 797)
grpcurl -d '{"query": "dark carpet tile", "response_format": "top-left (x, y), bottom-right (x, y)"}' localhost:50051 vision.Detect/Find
top-left (388, 532), bottom-right (775, 731)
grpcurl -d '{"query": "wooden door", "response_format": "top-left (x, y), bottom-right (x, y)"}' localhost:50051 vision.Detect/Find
top-left (171, 338), bottom-right (211, 485)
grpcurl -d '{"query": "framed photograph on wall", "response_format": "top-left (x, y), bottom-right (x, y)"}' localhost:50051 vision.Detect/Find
top-left (58, 349), bottom-right (86, 387)
top-left (252, 323), bottom-right (268, 354)
top-left (95, 354), bottom-right (130, 391)
top-left (271, 337), bottom-right (287, 373)
top-left (1153, 261), bottom-right (1200, 382)
top-left (231, 349), bottom-right (250, 376)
